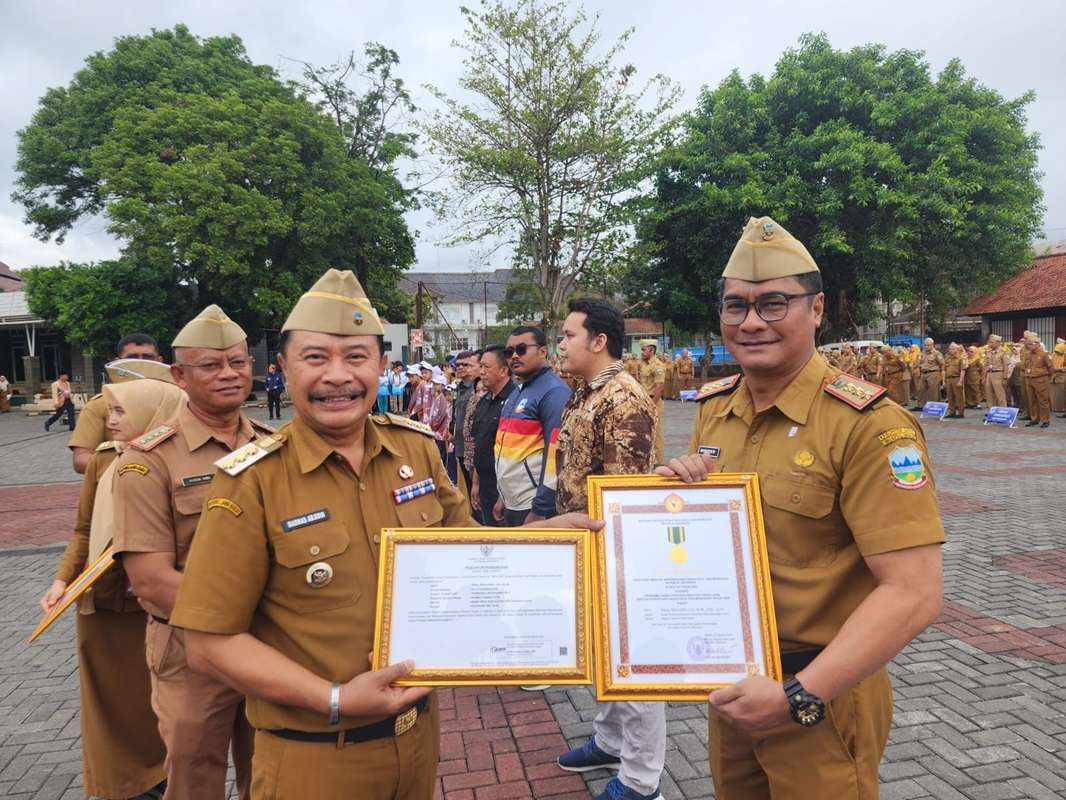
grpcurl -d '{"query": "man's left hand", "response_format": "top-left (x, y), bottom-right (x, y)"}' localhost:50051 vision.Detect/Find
top-left (526, 512), bottom-right (604, 532)
top-left (708, 675), bottom-right (790, 731)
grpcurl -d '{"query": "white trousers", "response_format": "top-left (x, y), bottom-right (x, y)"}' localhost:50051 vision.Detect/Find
top-left (593, 701), bottom-right (666, 795)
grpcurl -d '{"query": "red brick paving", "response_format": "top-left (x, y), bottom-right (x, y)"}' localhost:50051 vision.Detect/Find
top-left (934, 601), bottom-right (1066, 664)
top-left (936, 463), bottom-right (1066, 477)
top-left (0, 482), bottom-right (80, 549)
top-left (994, 548), bottom-right (1066, 590)
top-left (935, 490), bottom-right (1005, 515)
top-left (434, 686), bottom-right (589, 800)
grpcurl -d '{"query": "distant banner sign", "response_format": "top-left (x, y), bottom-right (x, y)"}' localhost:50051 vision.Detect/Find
top-left (409, 328), bottom-right (424, 348)
top-left (678, 390), bottom-right (699, 402)
top-left (983, 406), bottom-right (1019, 427)
top-left (920, 401), bottom-right (948, 420)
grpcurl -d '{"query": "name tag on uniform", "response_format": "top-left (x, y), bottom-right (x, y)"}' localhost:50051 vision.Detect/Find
top-left (282, 509), bottom-right (331, 532)
top-left (181, 473), bottom-right (214, 487)
top-left (697, 446), bottom-right (720, 459)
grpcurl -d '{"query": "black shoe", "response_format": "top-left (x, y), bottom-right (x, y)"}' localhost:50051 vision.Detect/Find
top-left (44, 420), bottom-right (51, 432)
top-left (1025, 421), bottom-right (1039, 427)
top-left (1041, 422), bottom-right (1049, 428)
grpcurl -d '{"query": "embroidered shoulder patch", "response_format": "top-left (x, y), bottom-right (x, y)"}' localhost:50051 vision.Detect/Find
top-left (118, 463), bottom-right (149, 477)
top-left (379, 412), bottom-right (434, 437)
top-left (215, 434), bottom-right (285, 477)
top-left (823, 373), bottom-right (887, 411)
top-left (207, 498), bottom-right (243, 516)
top-left (128, 425), bottom-right (177, 451)
top-left (694, 373), bottom-right (742, 402)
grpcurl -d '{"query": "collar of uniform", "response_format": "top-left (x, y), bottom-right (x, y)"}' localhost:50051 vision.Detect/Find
top-left (289, 413), bottom-right (403, 474)
top-left (178, 402), bottom-right (254, 451)
top-left (518, 365), bottom-right (553, 387)
top-left (588, 361), bottom-right (624, 391)
top-left (716, 352), bottom-right (825, 426)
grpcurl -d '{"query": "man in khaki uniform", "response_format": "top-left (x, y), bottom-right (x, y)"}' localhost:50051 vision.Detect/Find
top-left (676, 348), bottom-right (696, 392)
top-left (964, 345), bottom-right (985, 408)
top-left (943, 343), bottom-right (967, 418)
top-left (1051, 339), bottom-right (1066, 415)
top-left (1022, 331), bottom-right (1053, 427)
top-left (877, 346), bottom-right (906, 405)
top-left (659, 217), bottom-right (944, 800)
top-left (69, 333), bottom-right (165, 474)
top-left (982, 334), bottom-right (1009, 408)
top-left (168, 270), bottom-right (598, 799)
top-left (837, 343), bottom-right (858, 375)
top-left (637, 339), bottom-right (666, 463)
top-left (113, 307), bottom-right (273, 800)
top-left (857, 347), bottom-right (880, 385)
top-left (659, 352), bottom-right (676, 400)
top-left (915, 338), bottom-right (944, 408)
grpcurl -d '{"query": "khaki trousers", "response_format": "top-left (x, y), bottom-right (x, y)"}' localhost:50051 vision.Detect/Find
top-left (946, 381), bottom-right (966, 416)
top-left (1026, 376), bottom-right (1051, 423)
top-left (146, 619), bottom-right (253, 800)
top-left (900, 375), bottom-right (911, 406)
top-left (709, 668), bottom-right (892, 800)
top-left (1052, 374), bottom-right (1065, 413)
top-left (886, 377), bottom-right (904, 405)
top-left (918, 373), bottom-right (940, 406)
top-left (251, 694), bottom-right (440, 799)
top-left (984, 373), bottom-right (1008, 408)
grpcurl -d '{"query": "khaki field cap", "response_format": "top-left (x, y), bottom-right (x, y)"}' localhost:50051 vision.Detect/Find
top-left (722, 216), bottom-right (819, 281)
top-left (105, 358), bottom-right (175, 384)
top-left (172, 304), bottom-right (247, 349)
top-left (638, 338), bottom-right (658, 348)
top-left (282, 268), bottom-right (385, 336)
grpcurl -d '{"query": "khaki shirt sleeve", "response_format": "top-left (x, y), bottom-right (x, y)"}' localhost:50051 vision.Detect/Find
top-left (68, 396), bottom-right (109, 451)
top-left (55, 455), bottom-right (102, 583)
top-left (112, 448), bottom-right (175, 556)
top-left (839, 404), bottom-right (946, 556)
top-left (653, 366), bottom-right (666, 386)
top-left (171, 470), bottom-right (270, 634)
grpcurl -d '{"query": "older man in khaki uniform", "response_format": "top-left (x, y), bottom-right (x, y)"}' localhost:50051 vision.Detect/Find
top-left (877, 346), bottom-right (906, 405)
top-left (637, 339), bottom-right (666, 463)
top-left (982, 334), bottom-right (1009, 408)
top-left (113, 306), bottom-right (273, 800)
top-left (168, 269), bottom-right (597, 799)
top-left (915, 338), bottom-right (944, 407)
top-left (659, 217), bottom-right (944, 800)
top-left (1022, 331), bottom-right (1053, 427)
top-left (943, 343), bottom-right (967, 418)
top-left (676, 348), bottom-right (696, 392)
top-left (1051, 339), bottom-right (1066, 415)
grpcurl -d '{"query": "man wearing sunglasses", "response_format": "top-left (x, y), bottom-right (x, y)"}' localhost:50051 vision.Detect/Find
top-left (657, 217), bottom-right (944, 800)
top-left (112, 305), bottom-right (274, 800)
top-left (493, 326), bottom-right (571, 526)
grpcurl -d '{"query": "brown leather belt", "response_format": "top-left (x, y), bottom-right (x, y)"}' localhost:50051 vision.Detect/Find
top-left (265, 696), bottom-right (429, 744)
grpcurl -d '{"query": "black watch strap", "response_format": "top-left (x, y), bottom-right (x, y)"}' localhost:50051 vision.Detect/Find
top-left (783, 677), bottom-right (826, 727)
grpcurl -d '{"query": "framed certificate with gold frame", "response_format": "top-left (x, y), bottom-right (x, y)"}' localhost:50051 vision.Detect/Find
top-left (588, 474), bottom-right (781, 701)
top-left (372, 528), bottom-right (593, 686)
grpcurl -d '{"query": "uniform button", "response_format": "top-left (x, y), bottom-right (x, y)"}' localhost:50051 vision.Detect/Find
top-left (309, 545), bottom-right (321, 556)
top-left (373, 534), bottom-right (381, 544)
top-left (750, 434), bottom-right (760, 444)
top-left (790, 493), bottom-right (801, 504)
top-left (360, 483), bottom-right (366, 491)
top-left (420, 512), bottom-right (428, 521)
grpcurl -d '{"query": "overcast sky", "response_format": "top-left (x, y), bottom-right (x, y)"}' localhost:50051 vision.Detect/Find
top-left (1, 0), bottom-right (1063, 275)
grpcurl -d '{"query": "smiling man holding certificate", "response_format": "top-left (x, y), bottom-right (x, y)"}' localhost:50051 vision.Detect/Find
top-left (660, 217), bottom-right (945, 800)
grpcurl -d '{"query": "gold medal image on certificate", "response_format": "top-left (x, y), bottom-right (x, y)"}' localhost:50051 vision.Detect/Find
top-left (588, 474), bottom-right (781, 701)
top-left (372, 528), bottom-right (593, 686)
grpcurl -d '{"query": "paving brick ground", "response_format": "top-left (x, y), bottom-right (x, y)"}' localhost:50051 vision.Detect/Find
top-left (1, 403), bottom-right (1066, 798)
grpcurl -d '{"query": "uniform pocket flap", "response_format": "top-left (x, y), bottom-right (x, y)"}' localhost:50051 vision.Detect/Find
top-left (273, 524), bottom-right (351, 567)
top-left (395, 498), bottom-right (445, 528)
top-left (761, 476), bottom-right (836, 520)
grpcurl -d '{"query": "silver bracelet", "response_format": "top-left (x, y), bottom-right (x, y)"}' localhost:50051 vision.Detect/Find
top-left (329, 682), bottom-right (341, 725)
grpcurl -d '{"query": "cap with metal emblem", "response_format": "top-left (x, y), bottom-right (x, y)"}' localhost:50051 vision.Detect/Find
top-left (722, 216), bottom-right (819, 281)
top-left (172, 304), bottom-right (247, 349)
top-left (282, 268), bottom-right (385, 336)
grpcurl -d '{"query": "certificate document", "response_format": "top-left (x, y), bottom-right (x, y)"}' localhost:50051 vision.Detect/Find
top-left (372, 529), bottom-right (592, 686)
top-left (588, 474), bottom-right (781, 700)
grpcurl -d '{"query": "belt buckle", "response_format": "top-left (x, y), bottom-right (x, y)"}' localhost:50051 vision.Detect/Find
top-left (394, 706), bottom-right (418, 736)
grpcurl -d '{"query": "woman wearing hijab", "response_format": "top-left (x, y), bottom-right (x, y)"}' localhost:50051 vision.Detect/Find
top-left (39, 378), bottom-right (186, 800)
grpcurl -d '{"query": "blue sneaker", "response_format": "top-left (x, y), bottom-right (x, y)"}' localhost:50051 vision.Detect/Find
top-left (556, 736), bottom-right (621, 772)
top-left (594, 777), bottom-right (662, 800)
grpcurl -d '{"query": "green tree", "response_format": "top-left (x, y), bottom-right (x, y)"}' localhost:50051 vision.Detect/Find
top-left (13, 25), bottom-right (415, 342)
top-left (423, 0), bottom-right (680, 337)
top-left (634, 33), bottom-right (1044, 339)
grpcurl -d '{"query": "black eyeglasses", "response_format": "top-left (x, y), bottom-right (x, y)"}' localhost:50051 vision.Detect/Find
top-left (503, 343), bottom-right (539, 358)
top-left (718, 292), bottom-right (819, 325)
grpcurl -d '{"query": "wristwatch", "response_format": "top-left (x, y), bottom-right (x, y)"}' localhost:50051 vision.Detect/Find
top-left (783, 678), bottom-right (825, 727)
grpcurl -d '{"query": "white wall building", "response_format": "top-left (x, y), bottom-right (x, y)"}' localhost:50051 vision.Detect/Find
top-left (400, 269), bottom-right (513, 355)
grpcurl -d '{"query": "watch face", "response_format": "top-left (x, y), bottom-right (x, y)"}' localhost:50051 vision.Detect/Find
top-left (795, 700), bottom-right (823, 727)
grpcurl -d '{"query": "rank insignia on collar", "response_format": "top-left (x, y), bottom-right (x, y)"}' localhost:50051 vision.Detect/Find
top-left (694, 374), bottom-right (741, 402)
top-left (129, 425), bottom-right (177, 451)
top-left (377, 413), bottom-right (434, 437)
top-left (393, 478), bottom-right (435, 504)
top-left (823, 372), bottom-right (887, 411)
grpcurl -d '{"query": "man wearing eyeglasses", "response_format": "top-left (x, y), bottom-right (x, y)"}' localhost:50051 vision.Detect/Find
top-left (111, 305), bottom-right (273, 800)
top-left (658, 217), bottom-right (944, 800)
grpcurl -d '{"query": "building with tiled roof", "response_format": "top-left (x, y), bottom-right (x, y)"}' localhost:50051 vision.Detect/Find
top-left (961, 241), bottom-right (1066, 349)
top-left (0, 260), bottom-right (24, 293)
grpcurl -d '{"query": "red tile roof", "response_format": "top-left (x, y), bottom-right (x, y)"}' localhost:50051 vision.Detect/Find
top-left (624, 317), bottom-right (661, 335)
top-left (962, 252), bottom-right (1066, 315)
top-left (0, 261), bottom-right (23, 293)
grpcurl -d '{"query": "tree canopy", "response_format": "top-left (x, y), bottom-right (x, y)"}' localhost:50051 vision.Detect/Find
top-left (423, 0), bottom-right (680, 335)
top-left (629, 33), bottom-right (1044, 339)
top-left (13, 25), bottom-right (416, 347)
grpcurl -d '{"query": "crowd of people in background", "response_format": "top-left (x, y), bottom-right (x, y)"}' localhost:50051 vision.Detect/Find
top-left (820, 333), bottom-right (1066, 427)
